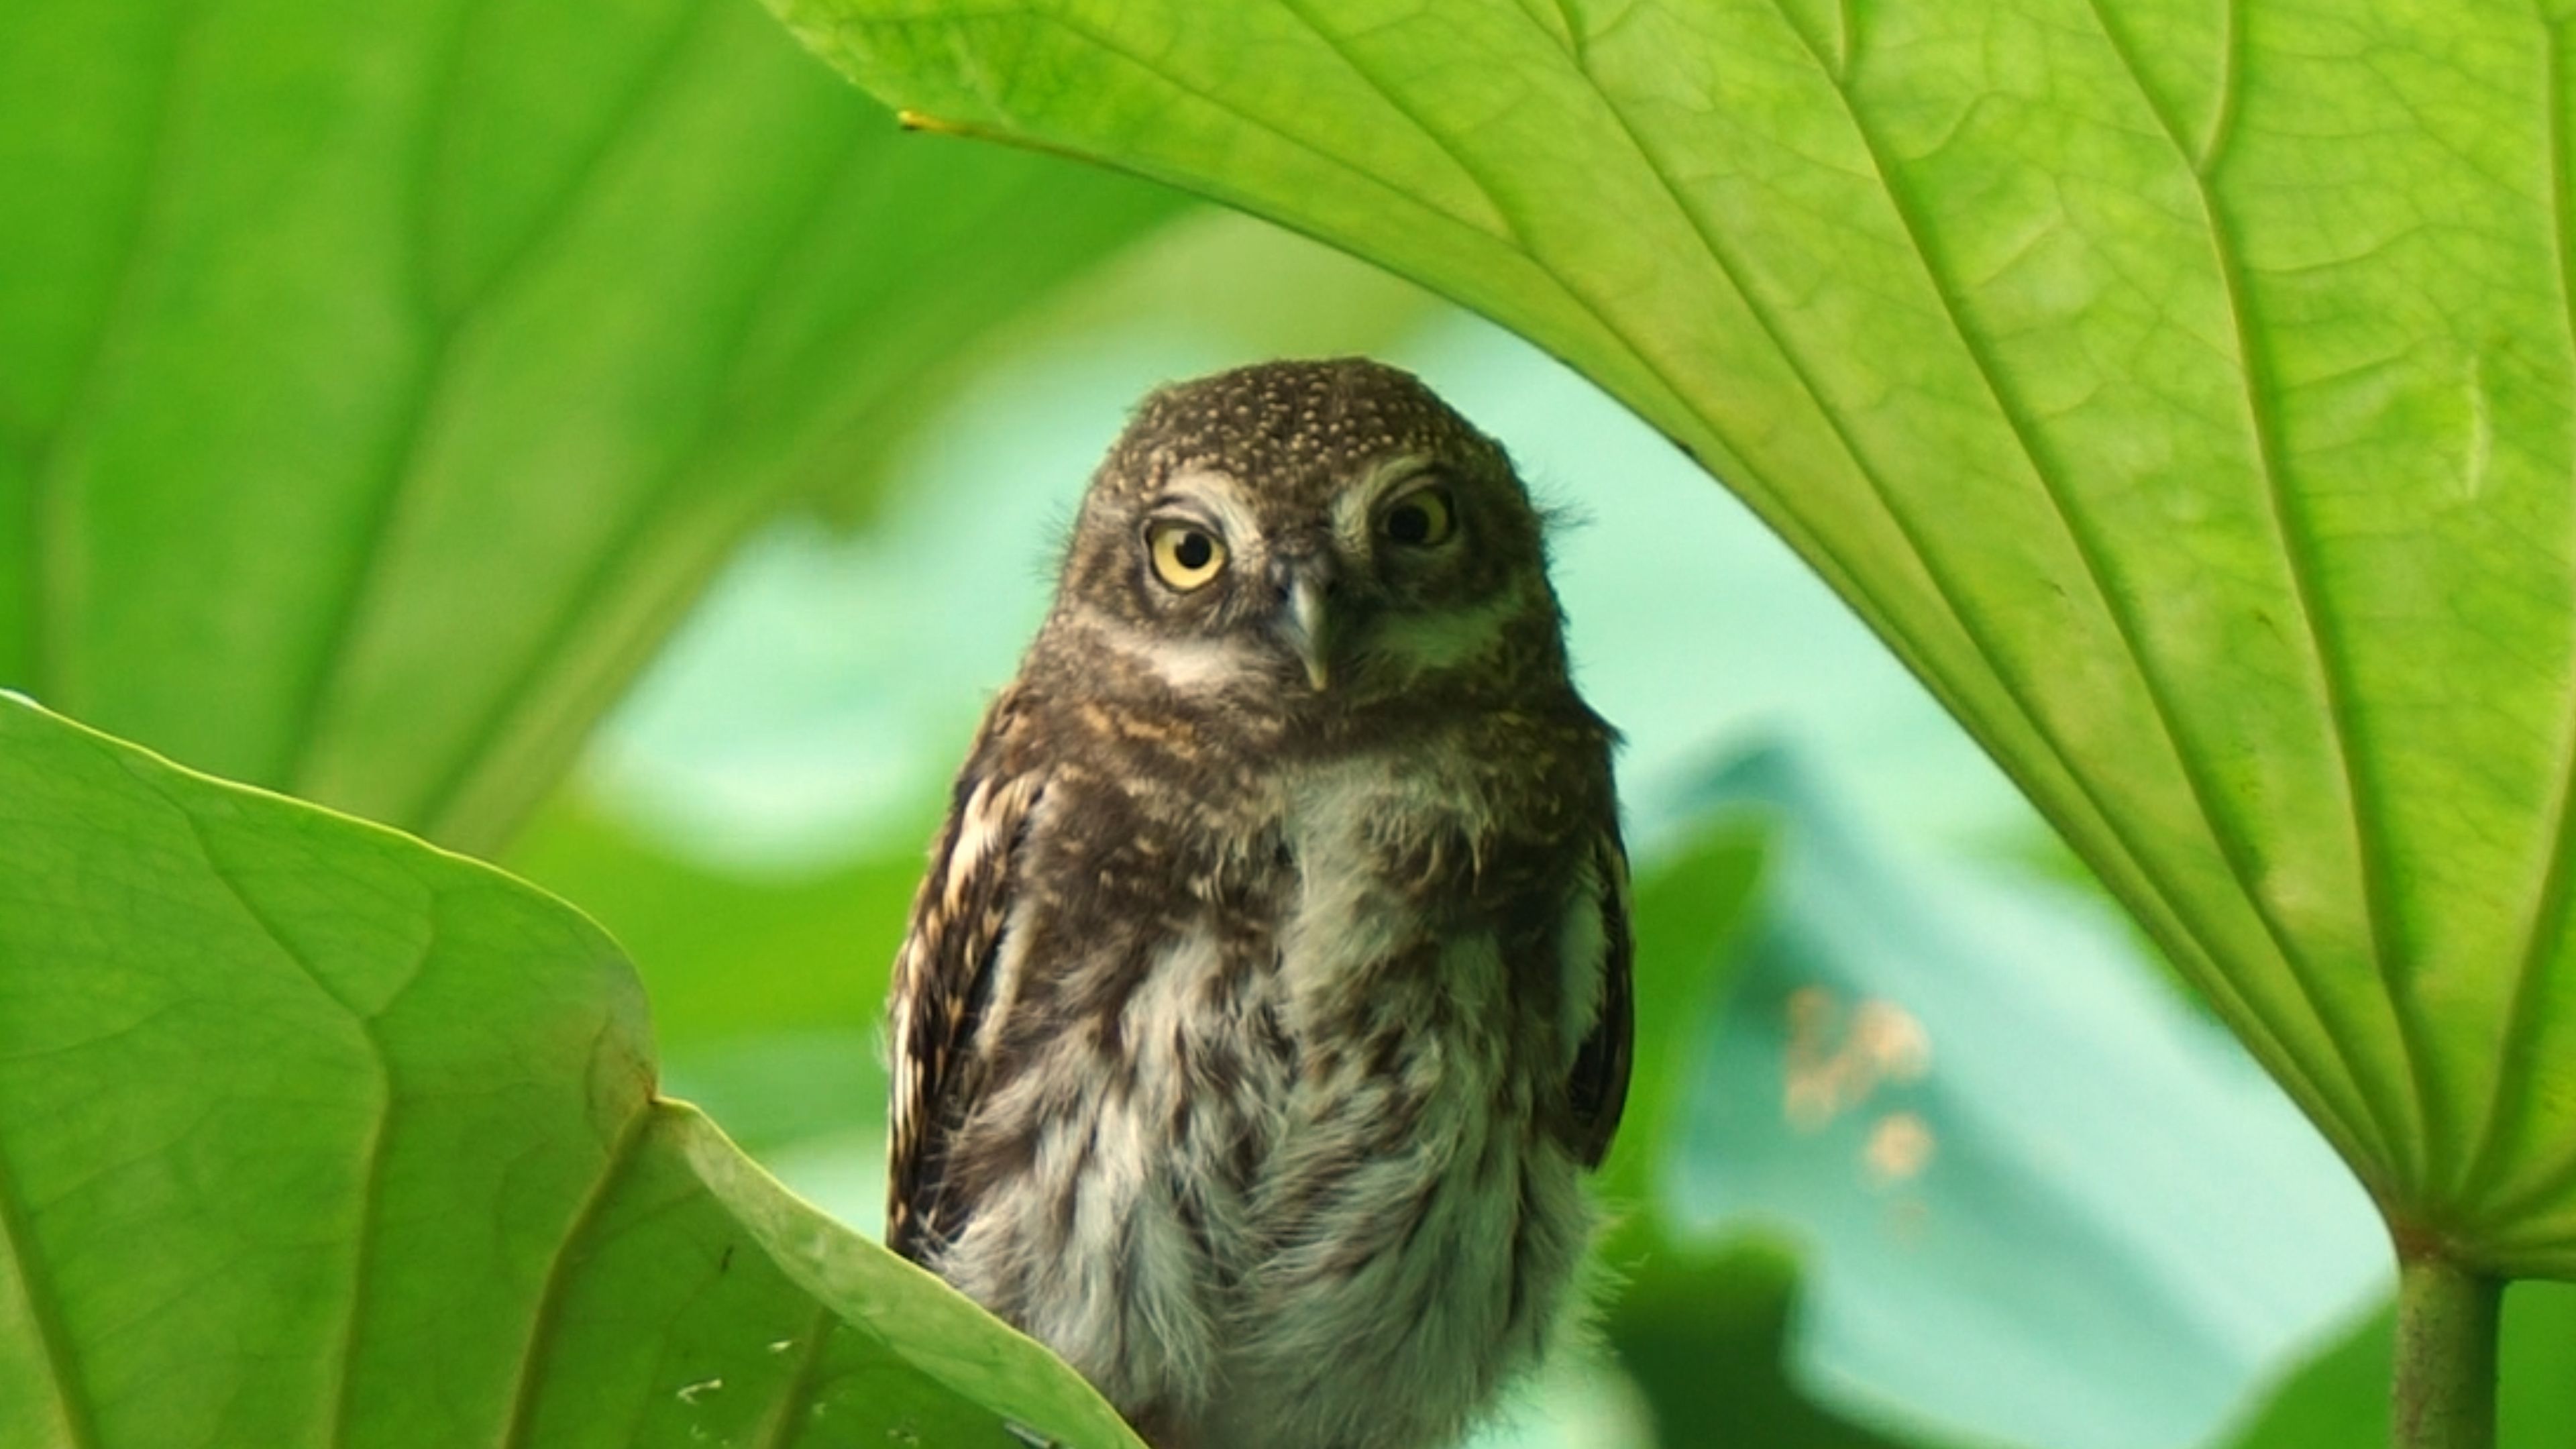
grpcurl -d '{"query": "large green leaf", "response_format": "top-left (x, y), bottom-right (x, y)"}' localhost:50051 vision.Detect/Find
top-left (0, 694), bottom-right (1142, 1448)
top-left (0, 0), bottom-right (1177, 855)
top-left (765, 0), bottom-right (2576, 1275)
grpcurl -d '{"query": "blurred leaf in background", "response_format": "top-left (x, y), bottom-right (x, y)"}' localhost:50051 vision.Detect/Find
top-left (0, 0), bottom-right (1179, 855)
top-left (1667, 747), bottom-right (2383, 1449)
top-left (1605, 1232), bottom-right (1973, 1449)
top-left (1587, 810), bottom-right (1944, 1449)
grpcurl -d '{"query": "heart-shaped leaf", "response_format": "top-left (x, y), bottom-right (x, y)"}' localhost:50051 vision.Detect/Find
top-left (0, 694), bottom-right (1142, 1449)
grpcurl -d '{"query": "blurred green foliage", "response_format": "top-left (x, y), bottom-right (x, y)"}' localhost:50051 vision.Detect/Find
top-left (1604, 1232), bottom-right (1968, 1449)
top-left (1587, 815), bottom-right (1948, 1448)
top-left (0, 0), bottom-right (1176, 855)
top-left (1600, 819), bottom-right (1770, 1212)
top-left (5, 0), bottom-right (2564, 1443)
top-left (513, 793), bottom-right (916, 1055)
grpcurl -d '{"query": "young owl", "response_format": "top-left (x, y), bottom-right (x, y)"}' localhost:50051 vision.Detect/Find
top-left (885, 358), bottom-right (1631, 1449)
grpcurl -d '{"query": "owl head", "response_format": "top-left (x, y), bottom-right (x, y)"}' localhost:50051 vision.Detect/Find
top-left (1037, 358), bottom-right (1567, 718)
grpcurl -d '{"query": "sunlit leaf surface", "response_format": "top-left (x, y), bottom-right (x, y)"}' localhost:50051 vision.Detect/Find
top-left (0, 0), bottom-right (1178, 853)
top-left (765, 0), bottom-right (2576, 1275)
top-left (0, 697), bottom-right (1142, 1449)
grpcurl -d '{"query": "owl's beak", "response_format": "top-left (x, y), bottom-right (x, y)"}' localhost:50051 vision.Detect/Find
top-left (1275, 569), bottom-right (1334, 692)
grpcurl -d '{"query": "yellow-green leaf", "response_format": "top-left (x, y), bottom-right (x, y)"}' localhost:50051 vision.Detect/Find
top-left (0, 695), bottom-right (1142, 1449)
top-left (763, 0), bottom-right (2576, 1279)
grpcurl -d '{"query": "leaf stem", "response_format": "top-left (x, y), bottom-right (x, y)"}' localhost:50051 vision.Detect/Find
top-left (2392, 1248), bottom-right (2501, 1449)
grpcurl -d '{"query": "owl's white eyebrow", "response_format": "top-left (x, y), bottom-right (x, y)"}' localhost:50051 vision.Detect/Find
top-left (1334, 453), bottom-right (1437, 537)
top-left (1156, 468), bottom-right (1259, 543)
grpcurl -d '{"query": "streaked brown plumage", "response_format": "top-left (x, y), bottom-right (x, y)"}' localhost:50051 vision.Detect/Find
top-left (885, 358), bottom-right (1631, 1449)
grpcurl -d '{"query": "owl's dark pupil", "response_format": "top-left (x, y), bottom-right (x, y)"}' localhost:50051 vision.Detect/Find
top-left (1175, 532), bottom-right (1214, 570)
top-left (1387, 505), bottom-right (1432, 544)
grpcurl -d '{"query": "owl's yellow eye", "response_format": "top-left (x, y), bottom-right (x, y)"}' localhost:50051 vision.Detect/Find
top-left (1148, 520), bottom-right (1228, 590)
top-left (1380, 485), bottom-right (1456, 547)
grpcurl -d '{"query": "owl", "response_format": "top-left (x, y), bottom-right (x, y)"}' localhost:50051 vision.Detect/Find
top-left (885, 358), bottom-right (1631, 1449)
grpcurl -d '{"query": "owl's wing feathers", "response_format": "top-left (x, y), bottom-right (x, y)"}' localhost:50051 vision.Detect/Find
top-left (885, 710), bottom-right (1046, 1264)
top-left (1563, 830), bottom-right (1635, 1171)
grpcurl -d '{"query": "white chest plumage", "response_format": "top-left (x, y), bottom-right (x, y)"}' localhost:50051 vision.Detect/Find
top-left (935, 755), bottom-right (1600, 1449)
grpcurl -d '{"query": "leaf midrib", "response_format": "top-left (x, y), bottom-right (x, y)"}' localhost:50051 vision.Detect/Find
top-left (152, 755), bottom-right (418, 1449)
top-left (495, 1102), bottom-right (657, 1449)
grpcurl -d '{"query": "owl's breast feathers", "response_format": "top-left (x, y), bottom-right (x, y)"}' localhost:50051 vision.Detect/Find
top-left (883, 679), bottom-right (1631, 1446)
